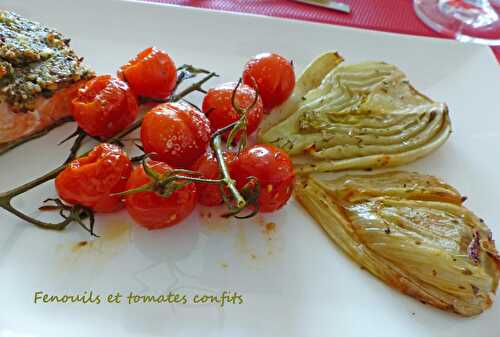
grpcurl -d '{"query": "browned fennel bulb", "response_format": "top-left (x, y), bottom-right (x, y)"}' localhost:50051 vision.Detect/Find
top-left (258, 52), bottom-right (451, 174)
top-left (295, 171), bottom-right (500, 316)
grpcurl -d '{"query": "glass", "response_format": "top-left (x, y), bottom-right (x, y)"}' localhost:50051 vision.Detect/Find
top-left (414, 0), bottom-right (500, 45)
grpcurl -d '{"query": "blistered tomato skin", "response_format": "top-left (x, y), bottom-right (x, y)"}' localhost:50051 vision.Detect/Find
top-left (231, 144), bottom-right (295, 213)
top-left (190, 151), bottom-right (236, 206)
top-left (55, 143), bottom-right (132, 213)
top-left (125, 161), bottom-right (197, 229)
top-left (140, 102), bottom-right (211, 168)
top-left (202, 82), bottom-right (263, 141)
top-left (118, 47), bottom-right (177, 99)
top-left (72, 75), bottom-right (138, 137)
top-left (242, 52), bottom-right (295, 111)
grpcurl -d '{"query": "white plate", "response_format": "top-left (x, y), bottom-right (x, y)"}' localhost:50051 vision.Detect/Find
top-left (1, 1), bottom-right (499, 336)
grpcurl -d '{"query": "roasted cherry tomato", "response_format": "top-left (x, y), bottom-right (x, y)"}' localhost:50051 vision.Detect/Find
top-left (118, 47), bottom-right (177, 99)
top-left (55, 143), bottom-right (132, 213)
top-left (141, 102), bottom-right (211, 168)
top-left (125, 161), bottom-right (197, 229)
top-left (242, 52), bottom-right (295, 111)
top-left (72, 75), bottom-right (138, 137)
top-left (190, 151), bottom-right (236, 206)
top-left (202, 82), bottom-right (263, 141)
top-left (231, 144), bottom-right (295, 213)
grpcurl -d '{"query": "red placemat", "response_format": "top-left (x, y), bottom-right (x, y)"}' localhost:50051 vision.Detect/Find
top-left (143, 0), bottom-right (500, 63)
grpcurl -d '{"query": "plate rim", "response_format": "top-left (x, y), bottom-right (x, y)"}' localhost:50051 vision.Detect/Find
top-left (121, 0), bottom-right (498, 65)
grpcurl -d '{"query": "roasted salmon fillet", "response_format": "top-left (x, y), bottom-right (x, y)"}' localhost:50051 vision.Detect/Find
top-left (0, 10), bottom-right (94, 145)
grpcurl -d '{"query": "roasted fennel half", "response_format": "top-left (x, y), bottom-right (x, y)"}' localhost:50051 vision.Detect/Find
top-left (258, 52), bottom-right (451, 174)
top-left (295, 171), bottom-right (499, 316)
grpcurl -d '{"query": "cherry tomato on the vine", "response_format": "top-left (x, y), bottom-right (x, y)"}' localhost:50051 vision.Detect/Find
top-left (231, 144), bottom-right (295, 213)
top-left (141, 102), bottom-right (211, 168)
top-left (190, 150), bottom-right (236, 206)
top-left (242, 52), bottom-right (295, 111)
top-left (118, 47), bottom-right (177, 99)
top-left (125, 161), bottom-right (197, 229)
top-left (202, 82), bottom-right (263, 141)
top-left (72, 75), bottom-right (138, 137)
top-left (55, 143), bottom-right (132, 213)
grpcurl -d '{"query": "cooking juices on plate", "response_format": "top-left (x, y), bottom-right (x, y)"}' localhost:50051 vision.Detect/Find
top-left (1, 10), bottom-right (498, 317)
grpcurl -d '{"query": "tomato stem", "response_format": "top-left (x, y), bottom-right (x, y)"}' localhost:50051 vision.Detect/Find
top-left (226, 78), bottom-right (259, 154)
top-left (64, 128), bottom-right (87, 164)
top-left (170, 72), bottom-right (218, 102)
top-left (211, 122), bottom-right (247, 210)
top-left (122, 159), bottom-right (229, 198)
top-left (0, 166), bottom-right (72, 230)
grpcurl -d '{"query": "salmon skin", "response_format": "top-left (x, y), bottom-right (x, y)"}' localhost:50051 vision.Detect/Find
top-left (0, 10), bottom-right (94, 146)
